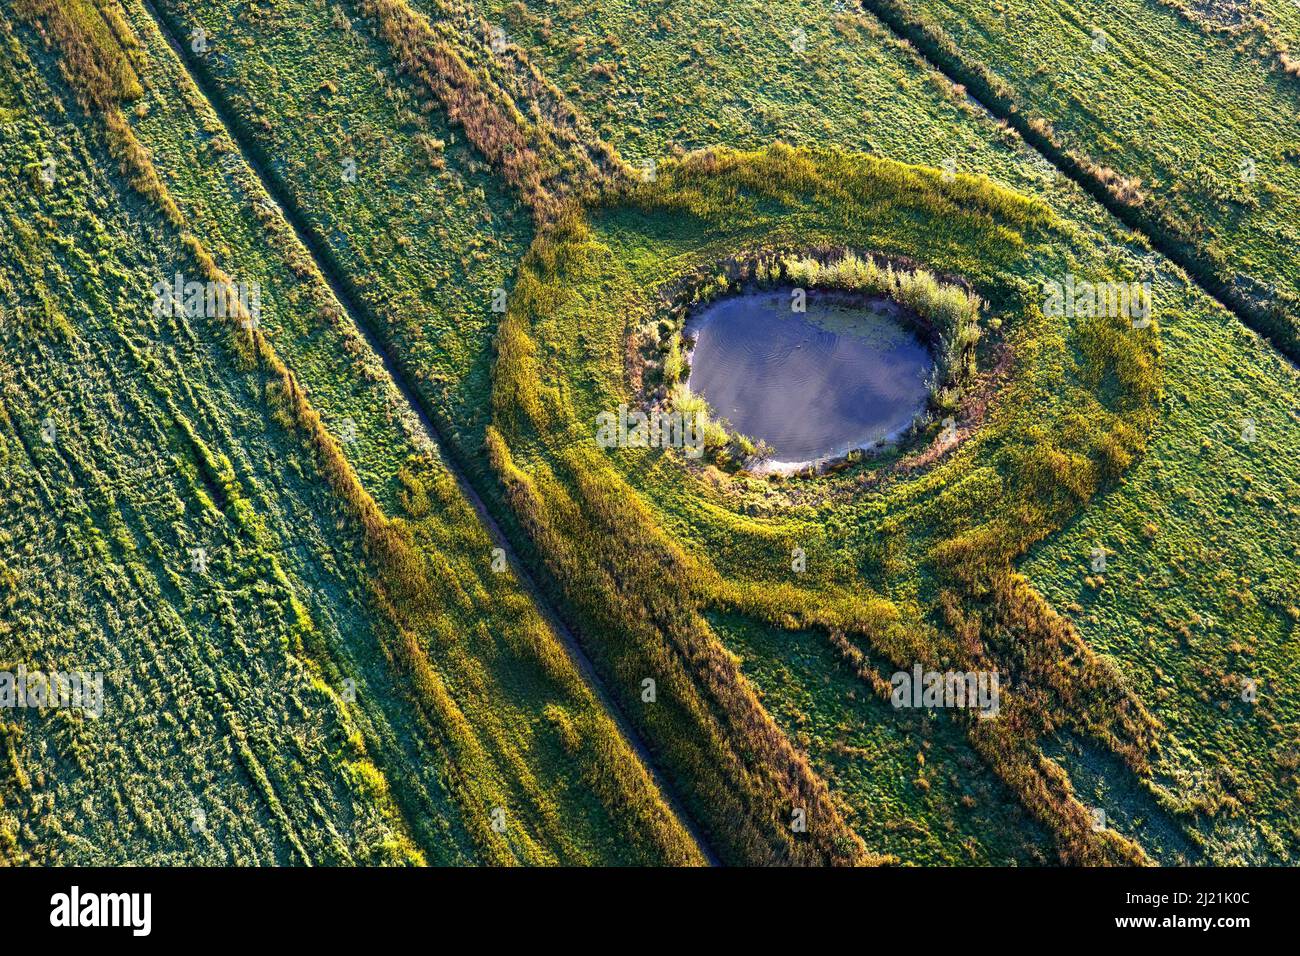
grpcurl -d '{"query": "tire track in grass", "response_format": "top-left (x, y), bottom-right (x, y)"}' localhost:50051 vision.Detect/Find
top-left (136, 0), bottom-right (719, 866)
top-left (855, 0), bottom-right (1300, 368)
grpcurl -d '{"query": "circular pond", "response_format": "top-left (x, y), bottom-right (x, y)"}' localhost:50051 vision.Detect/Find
top-left (685, 289), bottom-right (934, 465)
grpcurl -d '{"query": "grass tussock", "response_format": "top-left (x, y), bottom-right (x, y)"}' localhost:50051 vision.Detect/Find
top-left (14, 0), bottom-right (143, 109)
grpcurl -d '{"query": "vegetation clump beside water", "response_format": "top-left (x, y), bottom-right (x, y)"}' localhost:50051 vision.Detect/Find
top-left (780, 253), bottom-right (981, 391)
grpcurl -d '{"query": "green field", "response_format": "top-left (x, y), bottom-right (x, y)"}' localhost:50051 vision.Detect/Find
top-left (1, 0), bottom-right (698, 866)
top-left (2, 0), bottom-right (1297, 868)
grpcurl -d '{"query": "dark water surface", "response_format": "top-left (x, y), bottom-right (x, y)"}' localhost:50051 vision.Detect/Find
top-left (686, 290), bottom-right (934, 463)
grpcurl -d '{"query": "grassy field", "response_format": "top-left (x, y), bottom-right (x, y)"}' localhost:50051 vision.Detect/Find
top-left (1, 14), bottom-right (439, 862)
top-left (853, 0), bottom-right (1300, 354)
top-left (1, 0), bottom-right (700, 866)
top-left (490, 143), bottom-right (1171, 864)
top-left (139, 0), bottom-right (542, 454)
top-left (2, 0), bottom-right (1297, 867)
